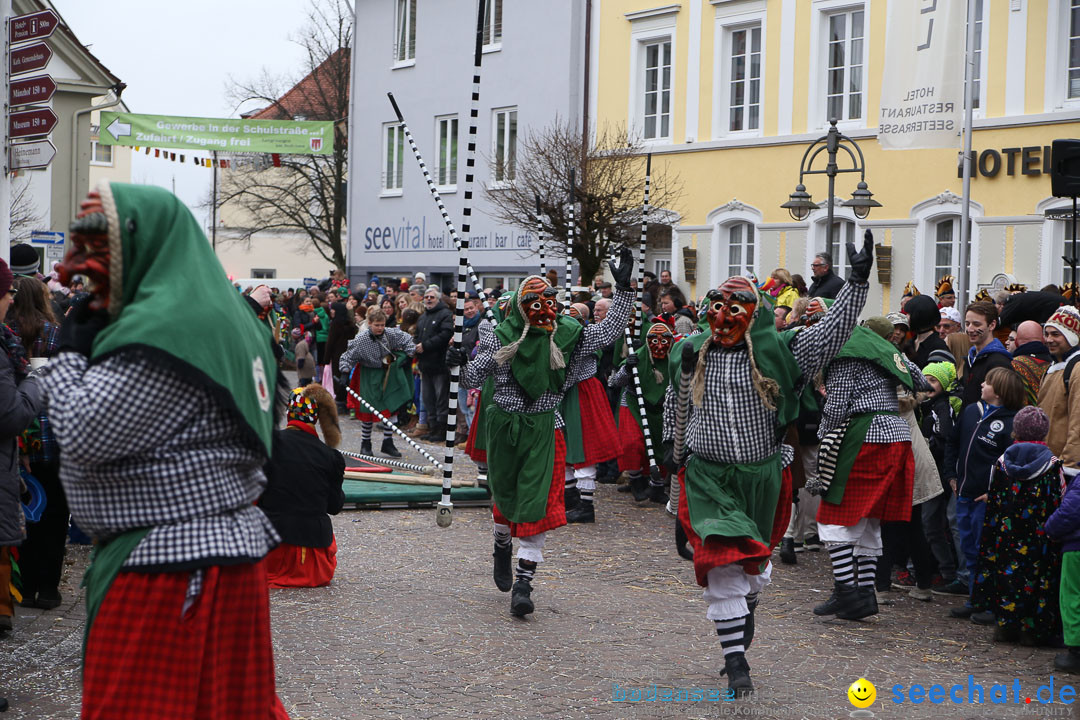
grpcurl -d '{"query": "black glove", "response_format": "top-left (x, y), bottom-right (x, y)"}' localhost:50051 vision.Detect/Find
top-left (661, 440), bottom-right (675, 472)
top-left (446, 346), bottom-right (468, 367)
top-left (625, 352), bottom-right (639, 368)
top-left (680, 341), bottom-right (696, 374)
top-left (846, 228), bottom-right (875, 284)
top-left (611, 246), bottom-right (635, 291)
top-left (58, 295), bottom-right (110, 356)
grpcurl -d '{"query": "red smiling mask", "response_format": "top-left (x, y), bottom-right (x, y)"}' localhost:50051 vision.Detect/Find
top-left (58, 191), bottom-right (112, 312)
top-left (518, 276), bottom-right (559, 332)
top-left (646, 323), bottom-right (674, 360)
top-left (707, 276), bottom-right (758, 348)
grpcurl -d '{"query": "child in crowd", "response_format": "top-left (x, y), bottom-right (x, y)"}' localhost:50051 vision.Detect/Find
top-left (944, 367), bottom-right (1025, 621)
top-left (920, 362), bottom-right (964, 595)
top-left (973, 406), bottom-right (1064, 646)
top-left (1046, 433), bottom-right (1080, 671)
top-left (294, 329), bottom-right (314, 386)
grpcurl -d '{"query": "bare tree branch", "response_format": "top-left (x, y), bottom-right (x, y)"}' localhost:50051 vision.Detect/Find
top-left (216, 0), bottom-right (351, 271)
top-left (482, 119), bottom-right (683, 282)
top-left (10, 177), bottom-right (43, 242)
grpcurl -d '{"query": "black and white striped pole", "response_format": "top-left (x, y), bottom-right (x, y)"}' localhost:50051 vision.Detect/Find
top-left (341, 450), bottom-right (436, 476)
top-left (564, 168), bottom-right (575, 313)
top-left (344, 385), bottom-right (444, 471)
top-left (536, 194), bottom-right (546, 276)
top-left (667, 342), bottom-right (696, 515)
top-left (386, 91), bottom-right (493, 324)
top-left (625, 153), bottom-right (661, 478)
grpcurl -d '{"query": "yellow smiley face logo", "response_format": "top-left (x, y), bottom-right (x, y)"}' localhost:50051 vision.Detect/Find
top-left (848, 678), bottom-right (876, 708)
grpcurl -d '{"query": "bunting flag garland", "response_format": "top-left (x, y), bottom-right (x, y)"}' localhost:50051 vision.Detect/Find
top-left (128, 147), bottom-right (281, 170)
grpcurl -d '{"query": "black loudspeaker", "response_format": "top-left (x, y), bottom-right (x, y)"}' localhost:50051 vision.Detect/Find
top-left (1052, 139), bottom-right (1080, 197)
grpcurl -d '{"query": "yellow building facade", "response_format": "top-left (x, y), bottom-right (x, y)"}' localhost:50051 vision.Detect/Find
top-left (592, 0), bottom-right (1080, 312)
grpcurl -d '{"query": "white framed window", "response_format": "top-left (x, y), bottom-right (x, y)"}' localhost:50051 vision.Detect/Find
top-left (480, 274), bottom-right (526, 292)
top-left (382, 122), bottom-right (405, 194)
top-left (728, 25), bottom-right (762, 133)
top-left (726, 222), bottom-right (756, 277)
top-left (435, 115), bottom-right (458, 191)
top-left (394, 0), bottom-right (417, 66)
top-left (492, 107), bottom-right (517, 186)
top-left (251, 268), bottom-right (276, 279)
top-left (654, 259), bottom-right (671, 276)
top-left (483, 0), bottom-right (503, 51)
top-left (824, 7), bottom-right (865, 123)
top-left (912, 192), bottom-right (983, 295)
top-left (970, 0), bottom-right (986, 112)
top-left (90, 139), bottom-right (113, 166)
top-left (932, 217), bottom-right (973, 294)
top-left (821, 219), bottom-right (854, 279)
top-left (642, 39), bottom-right (673, 140)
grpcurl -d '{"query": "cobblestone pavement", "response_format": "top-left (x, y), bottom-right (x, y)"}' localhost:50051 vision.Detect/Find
top-left (2, 414), bottom-right (1078, 719)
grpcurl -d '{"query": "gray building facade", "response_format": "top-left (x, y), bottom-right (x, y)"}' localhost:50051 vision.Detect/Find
top-left (347, 0), bottom-right (587, 293)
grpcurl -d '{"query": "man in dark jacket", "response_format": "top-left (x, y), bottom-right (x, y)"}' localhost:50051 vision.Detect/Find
top-left (808, 252), bottom-right (845, 299)
top-left (960, 302), bottom-right (1014, 408)
top-left (415, 287), bottom-right (454, 441)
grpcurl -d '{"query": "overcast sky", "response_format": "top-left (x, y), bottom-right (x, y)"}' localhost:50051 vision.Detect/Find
top-left (57, 1), bottom-right (315, 228)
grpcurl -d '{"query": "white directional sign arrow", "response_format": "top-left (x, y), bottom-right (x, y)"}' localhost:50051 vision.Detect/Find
top-left (106, 117), bottom-right (131, 140)
top-left (10, 139), bottom-right (56, 170)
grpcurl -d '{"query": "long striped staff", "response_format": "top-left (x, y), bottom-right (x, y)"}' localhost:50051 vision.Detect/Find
top-left (344, 384), bottom-right (444, 471)
top-left (341, 450), bottom-right (436, 476)
top-left (564, 168), bottom-right (575, 313)
top-left (387, 93), bottom-right (494, 325)
top-left (623, 153), bottom-right (661, 478)
top-left (666, 342), bottom-right (696, 516)
top-left (536, 195), bottom-right (546, 276)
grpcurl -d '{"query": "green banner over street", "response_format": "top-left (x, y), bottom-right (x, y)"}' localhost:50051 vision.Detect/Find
top-left (98, 111), bottom-right (333, 155)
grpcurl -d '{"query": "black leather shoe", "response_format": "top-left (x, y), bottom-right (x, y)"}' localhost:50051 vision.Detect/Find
top-left (510, 579), bottom-right (534, 617)
top-left (971, 610), bottom-right (996, 626)
top-left (779, 537), bottom-right (797, 565)
top-left (34, 589), bottom-right (61, 610)
top-left (630, 474), bottom-right (650, 502)
top-left (564, 486), bottom-right (580, 512)
top-left (647, 482), bottom-right (668, 504)
top-left (493, 543), bottom-right (512, 592)
top-left (836, 586), bottom-right (878, 620)
top-left (566, 501), bottom-right (595, 524)
top-left (949, 606), bottom-right (974, 619)
top-left (380, 438), bottom-right (402, 458)
top-left (813, 583), bottom-right (844, 616)
top-left (720, 652), bottom-right (754, 698)
top-left (360, 439), bottom-right (373, 456)
top-left (1055, 648), bottom-right (1080, 673)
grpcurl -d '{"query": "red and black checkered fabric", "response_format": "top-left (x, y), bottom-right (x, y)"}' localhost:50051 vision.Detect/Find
top-left (816, 441), bottom-right (914, 527)
top-left (574, 377), bottom-right (620, 467)
top-left (678, 467), bottom-right (792, 587)
top-left (82, 561), bottom-right (290, 720)
top-left (617, 405), bottom-right (648, 474)
top-left (491, 432), bottom-right (567, 538)
top-left (465, 403), bottom-right (486, 463)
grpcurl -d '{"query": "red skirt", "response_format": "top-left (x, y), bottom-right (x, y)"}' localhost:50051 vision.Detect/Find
top-left (491, 432), bottom-right (567, 538)
top-left (465, 402), bottom-right (486, 463)
top-left (617, 405), bottom-right (649, 474)
top-left (816, 442), bottom-right (914, 527)
top-left (573, 377), bottom-right (620, 467)
top-left (82, 561), bottom-right (289, 720)
top-left (265, 537), bottom-right (338, 588)
top-left (678, 467), bottom-right (793, 587)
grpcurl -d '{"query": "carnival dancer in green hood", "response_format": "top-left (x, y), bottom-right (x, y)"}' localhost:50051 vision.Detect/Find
top-left (807, 316), bottom-right (929, 623)
top-left (662, 232), bottom-right (874, 697)
top-left (40, 183), bottom-right (290, 719)
top-left (451, 248), bottom-right (635, 617)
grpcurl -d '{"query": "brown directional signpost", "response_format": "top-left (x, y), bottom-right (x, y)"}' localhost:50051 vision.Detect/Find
top-left (7, 8), bottom-right (59, 173)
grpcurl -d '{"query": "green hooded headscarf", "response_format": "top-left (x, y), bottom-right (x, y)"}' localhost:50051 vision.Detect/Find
top-left (493, 276), bottom-right (582, 401)
top-left (89, 182), bottom-right (278, 456)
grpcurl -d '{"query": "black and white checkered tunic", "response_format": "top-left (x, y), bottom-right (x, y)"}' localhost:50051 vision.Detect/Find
top-left (463, 289), bottom-right (633, 428)
top-left (561, 337), bottom-right (601, 391)
top-left (40, 351), bottom-right (279, 570)
top-left (338, 327), bottom-right (415, 372)
top-left (819, 355), bottom-right (930, 444)
top-left (662, 281), bottom-right (868, 464)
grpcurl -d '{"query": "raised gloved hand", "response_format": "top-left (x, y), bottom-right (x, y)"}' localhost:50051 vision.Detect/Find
top-left (445, 346), bottom-right (468, 367)
top-left (846, 228), bottom-right (875, 284)
top-left (625, 351), bottom-right (639, 368)
top-left (58, 295), bottom-right (110, 356)
top-left (611, 246), bottom-right (635, 292)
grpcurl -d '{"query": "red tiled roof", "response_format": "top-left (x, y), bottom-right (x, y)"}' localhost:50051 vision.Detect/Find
top-left (249, 48), bottom-right (350, 121)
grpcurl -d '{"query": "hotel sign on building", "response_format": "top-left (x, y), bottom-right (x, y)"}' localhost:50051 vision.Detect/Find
top-left (591, 0), bottom-right (1080, 311)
